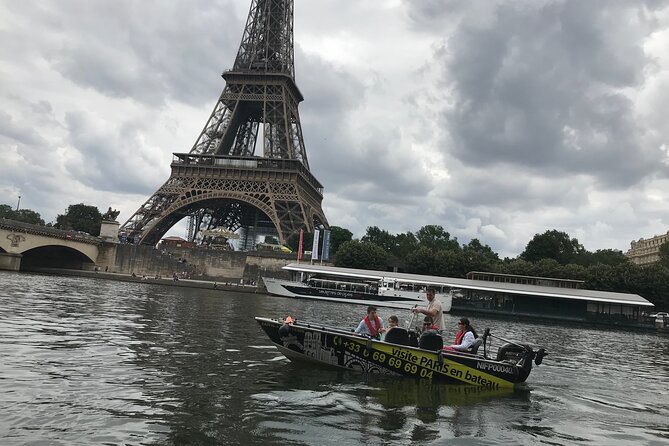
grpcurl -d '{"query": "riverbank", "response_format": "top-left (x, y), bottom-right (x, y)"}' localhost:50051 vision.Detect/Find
top-left (28, 267), bottom-right (261, 294)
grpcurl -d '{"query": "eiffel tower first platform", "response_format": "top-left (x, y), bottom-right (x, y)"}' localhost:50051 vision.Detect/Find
top-left (120, 0), bottom-right (328, 249)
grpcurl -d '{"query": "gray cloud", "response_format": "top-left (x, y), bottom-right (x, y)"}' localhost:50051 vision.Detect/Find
top-left (6, 0), bottom-right (243, 107)
top-left (415, 1), bottom-right (665, 189)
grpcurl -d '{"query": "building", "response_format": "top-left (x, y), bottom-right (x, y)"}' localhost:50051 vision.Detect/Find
top-left (626, 231), bottom-right (669, 265)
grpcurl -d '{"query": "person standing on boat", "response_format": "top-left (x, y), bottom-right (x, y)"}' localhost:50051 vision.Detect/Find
top-left (443, 317), bottom-right (478, 352)
top-left (354, 306), bottom-right (385, 339)
top-left (412, 288), bottom-right (445, 331)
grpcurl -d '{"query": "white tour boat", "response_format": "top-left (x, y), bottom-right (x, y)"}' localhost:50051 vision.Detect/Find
top-left (262, 263), bottom-right (453, 311)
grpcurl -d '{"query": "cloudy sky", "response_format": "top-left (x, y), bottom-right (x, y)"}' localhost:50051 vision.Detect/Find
top-left (2, 0), bottom-right (669, 257)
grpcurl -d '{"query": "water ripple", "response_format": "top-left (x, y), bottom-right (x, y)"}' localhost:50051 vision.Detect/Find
top-left (0, 271), bottom-right (668, 445)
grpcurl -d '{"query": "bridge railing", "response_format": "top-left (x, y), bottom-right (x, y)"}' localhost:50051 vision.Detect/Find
top-left (0, 219), bottom-right (101, 244)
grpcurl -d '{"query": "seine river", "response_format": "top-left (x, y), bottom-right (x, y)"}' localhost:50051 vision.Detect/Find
top-left (0, 271), bottom-right (668, 445)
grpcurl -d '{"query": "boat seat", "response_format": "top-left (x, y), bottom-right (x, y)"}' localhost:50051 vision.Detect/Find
top-left (469, 338), bottom-right (483, 354)
top-left (383, 327), bottom-right (410, 346)
top-left (419, 331), bottom-right (444, 351)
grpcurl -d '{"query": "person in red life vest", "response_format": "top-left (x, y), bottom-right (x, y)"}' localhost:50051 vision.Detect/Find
top-left (354, 306), bottom-right (385, 339)
top-left (443, 317), bottom-right (478, 352)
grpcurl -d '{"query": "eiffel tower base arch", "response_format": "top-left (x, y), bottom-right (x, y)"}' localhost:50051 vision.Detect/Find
top-left (121, 155), bottom-right (328, 247)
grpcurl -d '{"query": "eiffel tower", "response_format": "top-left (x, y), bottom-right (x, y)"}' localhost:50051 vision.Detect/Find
top-left (120, 0), bottom-right (328, 248)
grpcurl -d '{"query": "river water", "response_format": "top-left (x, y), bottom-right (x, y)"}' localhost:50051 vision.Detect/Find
top-left (0, 271), bottom-right (667, 445)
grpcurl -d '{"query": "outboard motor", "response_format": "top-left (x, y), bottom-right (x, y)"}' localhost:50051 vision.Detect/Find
top-left (496, 343), bottom-right (531, 362)
top-left (419, 330), bottom-right (443, 351)
top-left (384, 327), bottom-right (410, 346)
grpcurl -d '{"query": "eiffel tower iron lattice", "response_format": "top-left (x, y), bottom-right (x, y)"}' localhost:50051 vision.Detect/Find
top-left (120, 0), bottom-right (328, 248)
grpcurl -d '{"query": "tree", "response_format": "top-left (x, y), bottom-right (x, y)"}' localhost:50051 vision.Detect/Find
top-left (286, 231), bottom-right (312, 253)
top-left (659, 242), bottom-right (669, 268)
top-left (361, 226), bottom-right (396, 253)
top-left (434, 249), bottom-right (466, 277)
top-left (405, 247), bottom-right (438, 275)
top-left (55, 204), bottom-right (102, 236)
top-left (0, 204), bottom-right (13, 219)
top-left (578, 249), bottom-right (629, 267)
top-left (334, 240), bottom-right (389, 270)
top-left (415, 225), bottom-right (460, 252)
top-left (14, 209), bottom-right (45, 225)
top-left (329, 226), bottom-right (353, 257)
top-left (462, 238), bottom-right (500, 269)
top-left (0, 204), bottom-right (45, 225)
top-left (520, 230), bottom-right (585, 265)
top-left (392, 231), bottom-right (419, 258)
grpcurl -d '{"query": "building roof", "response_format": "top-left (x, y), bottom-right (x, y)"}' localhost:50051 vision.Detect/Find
top-left (283, 263), bottom-right (654, 307)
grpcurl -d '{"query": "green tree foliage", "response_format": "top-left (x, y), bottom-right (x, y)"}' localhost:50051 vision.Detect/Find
top-left (334, 240), bottom-right (388, 270)
top-left (405, 246), bottom-right (438, 275)
top-left (394, 232), bottom-right (419, 258)
top-left (435, 249), bottom-right (466, 277)
top-left (499, 258), bottom-right (534, 275)
top-left (0, 204), bottom-right (13, 219)
top-left (361, 226), bottom-right (396, 253)
top-left (329, 226), bottom-right (353, 257)
top-left (584, 249), bottom-right (629, 266)
top-left (415, 225), bottom-right (460, 252)
top-left (659, 242), bottom-right (669, 268)
top-left (285, 227), bottom-right (350, 258)
top-left (462, 238), bottom-right (500, 270)
top-left (285, 231), bottom-right (312, 253)
top-left (0, 204), bottom-right (45, 225)
top-left (520, 230), bottom-right (585, 265)
top-left (55, 204), bottom-right (102, 236)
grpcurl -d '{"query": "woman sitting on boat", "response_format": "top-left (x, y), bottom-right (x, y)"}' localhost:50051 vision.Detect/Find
top-left (443, 317), bottom-right (478, 352)
top-left (354, 306), bottom-right (385, 339)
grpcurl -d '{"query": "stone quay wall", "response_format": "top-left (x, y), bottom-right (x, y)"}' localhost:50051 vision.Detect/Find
top-left (113, 244), bottom-right (298, 283)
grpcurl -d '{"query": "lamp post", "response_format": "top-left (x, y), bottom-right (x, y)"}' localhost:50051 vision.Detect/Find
top-left (16, 195), bottom-right (21, 211)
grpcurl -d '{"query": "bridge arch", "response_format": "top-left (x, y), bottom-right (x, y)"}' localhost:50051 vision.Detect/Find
top-left (19, 245), bottom-right (96, 271)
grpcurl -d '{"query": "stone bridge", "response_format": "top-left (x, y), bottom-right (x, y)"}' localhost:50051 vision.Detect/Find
top-left (0, 219), bottom-right (119, 272)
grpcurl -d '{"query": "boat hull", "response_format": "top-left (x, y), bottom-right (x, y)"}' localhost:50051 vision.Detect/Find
top-left (263, 277), bottom-right (452, 311)
top-left (256, 317), bottom-right (534, 388)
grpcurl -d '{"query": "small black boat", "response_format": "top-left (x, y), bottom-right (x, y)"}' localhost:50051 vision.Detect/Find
top-left (256, 317), bottom-right (547, 389)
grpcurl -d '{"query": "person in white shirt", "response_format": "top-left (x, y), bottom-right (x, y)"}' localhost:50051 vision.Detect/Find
top-left (412, 288), bottom-right (445, 331)
top-left (443, 317), bottom-right (478, 352)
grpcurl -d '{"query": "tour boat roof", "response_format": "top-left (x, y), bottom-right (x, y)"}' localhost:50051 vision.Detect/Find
top-left (283, 263), bottom-right (654, 307)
